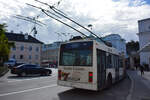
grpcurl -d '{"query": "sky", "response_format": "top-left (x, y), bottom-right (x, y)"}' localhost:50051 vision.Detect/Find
top-left (0, 0), bottom-right (150, 43)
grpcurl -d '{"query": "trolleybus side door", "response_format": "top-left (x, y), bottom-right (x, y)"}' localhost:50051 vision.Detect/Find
top-left (97, 49), bottom-right (106, 89)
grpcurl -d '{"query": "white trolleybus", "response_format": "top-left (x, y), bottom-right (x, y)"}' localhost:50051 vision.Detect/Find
top-left (57, 39), bottom-right (124, 91)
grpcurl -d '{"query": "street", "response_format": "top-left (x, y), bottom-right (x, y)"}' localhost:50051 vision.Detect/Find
top-left (0, 69), bottom-right (131, 100)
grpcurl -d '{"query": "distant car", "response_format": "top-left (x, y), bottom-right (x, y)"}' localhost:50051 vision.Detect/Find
top-left (11, 64), bottom-right (52, 76)
top-left (4, 59), bottom-right (16, 67)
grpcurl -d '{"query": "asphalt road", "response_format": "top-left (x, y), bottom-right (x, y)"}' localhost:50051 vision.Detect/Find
top-left (0, 69), bottom-right (131, 100)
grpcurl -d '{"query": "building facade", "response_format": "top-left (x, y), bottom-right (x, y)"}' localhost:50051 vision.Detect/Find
top-left (5, 32), bottom-right (43, 65)
top-left (41, 41), bottom-right (62, 67)
top-left (138, 18), bottom-right (150, 68)
top-left (103, 34), bottom-right (127, 57)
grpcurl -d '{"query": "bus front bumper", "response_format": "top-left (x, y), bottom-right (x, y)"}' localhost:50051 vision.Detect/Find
top-left (57, 80), bottom-right (97, 91)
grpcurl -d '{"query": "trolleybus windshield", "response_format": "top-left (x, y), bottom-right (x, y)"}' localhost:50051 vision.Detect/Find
top-left (59, 41), bottom-right (93, 66)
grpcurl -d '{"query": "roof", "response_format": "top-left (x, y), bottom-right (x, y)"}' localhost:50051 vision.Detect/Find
top-left (138, 18), bottom-right (150, 22)
top-left (5, 32), bottom-right (43, 44)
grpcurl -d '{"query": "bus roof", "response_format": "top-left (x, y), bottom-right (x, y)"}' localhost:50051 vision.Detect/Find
top-left (60, 39), bottom-right (120, 55)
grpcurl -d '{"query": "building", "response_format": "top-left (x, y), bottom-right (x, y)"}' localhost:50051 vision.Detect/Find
top-left (41, 41), bottom-right (62, 67)
top-left (5, 32), bottom-right (43, 65)
top-left (137, 18), bottom-right (150, 68)
top-left (102, 34), bottom-right (127, 57)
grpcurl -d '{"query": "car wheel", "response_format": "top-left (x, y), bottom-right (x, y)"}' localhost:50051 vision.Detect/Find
top-left (45, 71), bottom-right (50, 76)
top-left (21, 72), bottom-right (26, 77)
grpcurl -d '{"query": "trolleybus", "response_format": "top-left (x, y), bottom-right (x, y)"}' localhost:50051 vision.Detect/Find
top-left (57, 39), bottom-right (124, 91)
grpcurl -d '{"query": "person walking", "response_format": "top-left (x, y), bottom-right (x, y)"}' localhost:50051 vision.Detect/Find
top-left (140, 65), bottom-right (144, 76)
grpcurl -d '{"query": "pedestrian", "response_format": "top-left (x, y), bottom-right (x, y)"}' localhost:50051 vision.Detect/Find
top-left (140, 65), bottom-right (144, 76)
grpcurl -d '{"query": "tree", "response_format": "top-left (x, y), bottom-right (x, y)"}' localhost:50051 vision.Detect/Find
top-left (126, 40), bottom-right (139, 55)
top-left (0, 23), bottom-right (14, 66)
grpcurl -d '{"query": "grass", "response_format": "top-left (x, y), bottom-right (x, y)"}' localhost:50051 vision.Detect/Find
top-left (0, 66), bottom-right (8, 75)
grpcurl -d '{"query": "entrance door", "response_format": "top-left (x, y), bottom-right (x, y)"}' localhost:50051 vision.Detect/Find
top-left (97, 49), bottom-right (106, 89)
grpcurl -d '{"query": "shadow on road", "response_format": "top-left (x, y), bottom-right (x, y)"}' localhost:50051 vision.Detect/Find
top-left (7, 75), bottom-right (51, 80)
top-left (58, 78), bottom-right (131, 100)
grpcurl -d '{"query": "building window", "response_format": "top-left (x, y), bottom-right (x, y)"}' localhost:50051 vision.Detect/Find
top-left (20, 55), bottom-right (23, 59)
top-left (29, 55), bottom-right (32, 60)
top-left (36, 47), bottom-right (39, 52)
top-left (20, 45), bottom-right (24, 51)
top-left (35, 55), bottom-right (39, 60)
top-left (29, 46), bottom-right (32, 51)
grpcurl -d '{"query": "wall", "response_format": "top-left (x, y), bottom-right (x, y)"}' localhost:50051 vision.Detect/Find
top-left (138, 19), bottom-right (150, 67)
top-left (9, 41), bottom-right (42, 65)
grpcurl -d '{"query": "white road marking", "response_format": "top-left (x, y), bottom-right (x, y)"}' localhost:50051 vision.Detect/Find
top-left (7, 75), bottom-right (57, 83)
top-left (0, 84), bottom-right (57, 97)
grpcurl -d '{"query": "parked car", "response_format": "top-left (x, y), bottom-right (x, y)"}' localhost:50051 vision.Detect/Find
top-left (8, 63), bottom-right (24, 69)
top-left (11, 64), bottom-right (52, 76)
top-left (4, 59), bottom-right (16, 67)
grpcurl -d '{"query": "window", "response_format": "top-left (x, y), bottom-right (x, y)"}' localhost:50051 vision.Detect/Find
top-left (29, 55), bottom-right (32, 60)
top-left (60, 50), bottom-right (92, 66)
top-left (35, 55), bottom-right (39, 60)
top-left (36, 47), bottom-right (39, 52)
top-left (107, 54), bottom-right (112, 68)
top-left (59, 41), bottom-right (93, 66)
top-left (20, 45), bottom-right (24, 51)
top-left (29, 46), bottom-right (32, 51)
top-left (20, 55), bottom-right (23, 59)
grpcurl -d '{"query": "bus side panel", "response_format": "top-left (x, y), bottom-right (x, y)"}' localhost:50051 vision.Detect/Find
top-left (106, 68), bottom-right (116, 83)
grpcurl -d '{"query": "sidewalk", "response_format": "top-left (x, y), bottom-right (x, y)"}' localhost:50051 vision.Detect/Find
top-left (127, 70), bottom-right (150, 100)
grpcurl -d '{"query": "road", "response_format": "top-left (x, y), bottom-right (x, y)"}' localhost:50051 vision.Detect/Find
top-left (0, 69), bottom-right (131, 100)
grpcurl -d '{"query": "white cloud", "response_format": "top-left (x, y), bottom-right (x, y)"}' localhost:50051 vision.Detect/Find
top-left (0, 0), bottom-right (150, 43)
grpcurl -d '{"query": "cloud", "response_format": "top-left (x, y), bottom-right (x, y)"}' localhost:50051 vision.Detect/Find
top-left (0, 0), bottom-right (150, 43)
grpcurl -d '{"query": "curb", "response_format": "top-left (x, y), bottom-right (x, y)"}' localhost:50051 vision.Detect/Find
top-left (126, 71), bottom-right (134, 100)
top-left (0, 69), bottom-right (9, 77)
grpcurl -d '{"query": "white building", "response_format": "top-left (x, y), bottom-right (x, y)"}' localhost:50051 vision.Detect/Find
top-left (138, 18), bottom-right (150, 67)
top-left (103, 34), bottom-right (127, 57)
top-left (41, 41), bottom-right (62, 67)
top-left (6, 32), bottom-right (43, 65)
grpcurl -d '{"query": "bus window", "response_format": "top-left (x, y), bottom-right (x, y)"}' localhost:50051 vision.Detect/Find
top-left (59, 41), bottom-right (93, 66)
top-left (107, 54), bottom-right (112, 68)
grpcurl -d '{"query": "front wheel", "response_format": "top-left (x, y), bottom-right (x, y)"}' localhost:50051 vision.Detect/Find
top-left (45, 70), bottom-right (51, 76)
top-left (20, 72), bottom-right (26, 77)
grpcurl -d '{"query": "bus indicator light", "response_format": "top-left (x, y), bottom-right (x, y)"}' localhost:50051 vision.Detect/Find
top-left (89, 72), bottom-right (93, 82)
top-left (58, 70), bottom-right (62, 80)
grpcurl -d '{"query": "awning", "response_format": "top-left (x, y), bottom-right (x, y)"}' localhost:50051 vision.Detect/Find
top-left (138, 42), bottom-right (150, 53)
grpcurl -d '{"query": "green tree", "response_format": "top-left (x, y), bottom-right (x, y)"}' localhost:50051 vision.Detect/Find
top-left (126, 40), bottom-right (139, 55)
top-left (0, 23), bottom-right (14, 66)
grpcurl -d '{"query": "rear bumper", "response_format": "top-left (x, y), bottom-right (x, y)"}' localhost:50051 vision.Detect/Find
top-left (57, 80), bottom-right (97, 91)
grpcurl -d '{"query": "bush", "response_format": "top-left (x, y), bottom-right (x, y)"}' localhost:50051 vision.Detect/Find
top-left (0, 66), bottom-right (8, 75)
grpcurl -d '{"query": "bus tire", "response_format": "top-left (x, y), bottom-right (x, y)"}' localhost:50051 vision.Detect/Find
top-left (106, 74), bottom-right (112, 88)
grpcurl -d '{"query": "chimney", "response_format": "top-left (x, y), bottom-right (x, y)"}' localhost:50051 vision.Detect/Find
top-left (24, 33), bottom-right (29, 40)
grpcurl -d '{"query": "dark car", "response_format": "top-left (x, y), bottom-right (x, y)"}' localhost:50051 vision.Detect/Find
top-left (8, 63), bottom-right (24, 69)
top-left (11, 64), bottom-right (52, 76)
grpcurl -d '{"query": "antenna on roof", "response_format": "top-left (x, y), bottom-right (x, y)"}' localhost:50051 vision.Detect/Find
top-left (13, 14), bottom-right (46, 38)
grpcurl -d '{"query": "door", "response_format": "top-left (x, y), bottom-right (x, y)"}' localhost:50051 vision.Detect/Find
top-left (97, 49), bottom-right (106, 89)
